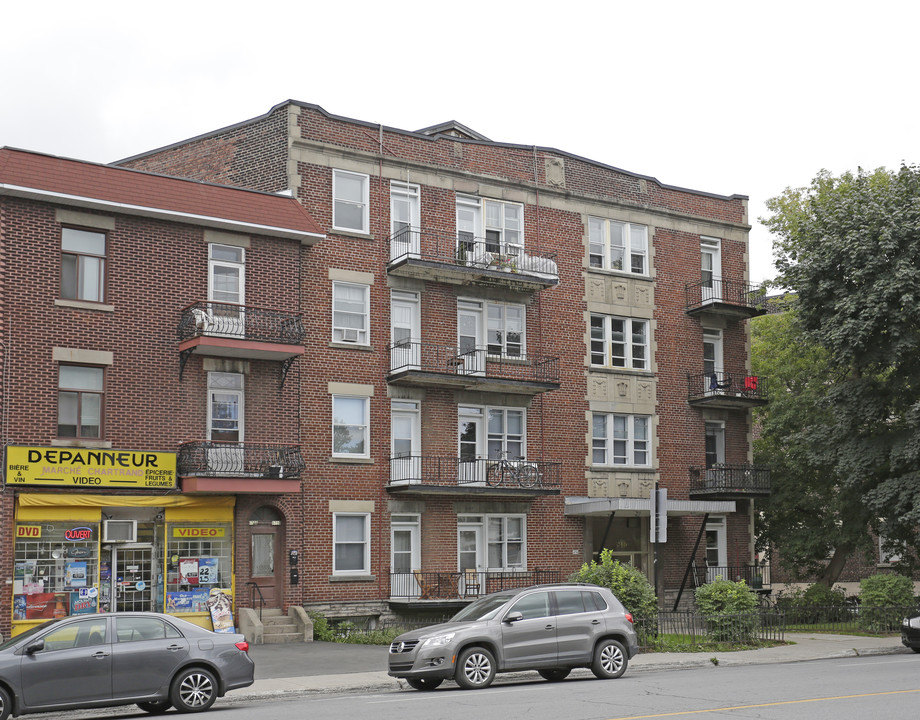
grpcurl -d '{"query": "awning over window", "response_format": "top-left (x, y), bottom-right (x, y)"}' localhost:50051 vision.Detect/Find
top-left (564, 496), bottom-right (735, 517)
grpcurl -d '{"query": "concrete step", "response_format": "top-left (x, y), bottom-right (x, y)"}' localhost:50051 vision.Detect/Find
top-left (262, 614), bottom-right (294, 626)
top-left (262, 630), bottom-right (305, 644)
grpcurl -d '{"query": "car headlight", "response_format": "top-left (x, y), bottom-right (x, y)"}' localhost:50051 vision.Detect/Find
top-left (420, 632), bottom-right (456, 648)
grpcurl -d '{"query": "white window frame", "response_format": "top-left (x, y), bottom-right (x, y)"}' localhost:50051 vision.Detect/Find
top-left (486, 407), bottom-right (526, 460)
top-left (390, 182), bottom-right (420, 235)
top-left (456, 195), bottom-right (525, 260)
top-left (588, 217), bottom-right (648, 275)
top-left (702, 328), bottom-right (724, 377)
top-left (705, 421), bottom-right (726, 467)
top-left (332, 282), bottom-right (370, 345)
top-left (332, 395), bottom-right (369, 458)
top-left (592, 413), bottom-right (651, 467)
top-left (207, 372), bottom-right (244, 442)
top-left (332, 512), bottom-right (371, 575)
top-left (458, 514), bottom-right (526, 571)
top-left (57, 365), bottom-right (104, 439)
top-left (333, 169), bottom-right (370, 233)
top-left (485, 301), bottom-right (526, 358)
top-left (61, 227), bottom-right (106, 303)
top-left (590, 315), bottom-right (649, 370)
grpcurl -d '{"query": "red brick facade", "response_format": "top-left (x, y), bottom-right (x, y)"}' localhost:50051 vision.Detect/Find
top-left (0, 101), bottom-right (763, 637)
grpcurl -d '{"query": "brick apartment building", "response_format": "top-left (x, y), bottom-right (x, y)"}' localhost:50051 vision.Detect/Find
top-left (0, 148), bottom-right (324, 638)
top-left (0, 101), bottom-right (768, 638)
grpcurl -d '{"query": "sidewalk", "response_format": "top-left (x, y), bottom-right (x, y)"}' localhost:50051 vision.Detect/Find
top-left (237, 633), bottom-right (909, 699)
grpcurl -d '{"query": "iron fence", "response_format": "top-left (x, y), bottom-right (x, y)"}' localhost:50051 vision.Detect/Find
top-left (635, 610), bottom-right (786, 650)
top-left (685, 278), bottom-right (767, 314)
top-left (177, 441), bottom-right (305, 478)
top-left (687, 371), bottom-right (768, 403)
top-left (389, 569), bottom-right (563, 600)
top-left (388, 456), bottom-right (561, 490)
top-left (688, 465), bottom-right (771, 497)
top-left (177, 301), bottom-right (305, 344)
top-left (388, 341), bottom-right (560, 384)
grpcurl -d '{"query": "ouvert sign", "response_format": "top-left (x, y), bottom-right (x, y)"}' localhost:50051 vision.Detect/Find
top-left (5, 446), bottom-right (177, 489)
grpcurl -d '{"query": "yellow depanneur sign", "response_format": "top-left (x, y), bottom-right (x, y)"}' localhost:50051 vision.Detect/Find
top-left (6, 447), bottom-right (177, 489)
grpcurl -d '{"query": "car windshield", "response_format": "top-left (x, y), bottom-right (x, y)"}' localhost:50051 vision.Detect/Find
top-left (451, 593), bottom-right (514, 621)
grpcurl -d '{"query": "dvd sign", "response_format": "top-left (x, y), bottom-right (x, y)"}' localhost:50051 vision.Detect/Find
top-left (64, 527), bottom-right (93, 541)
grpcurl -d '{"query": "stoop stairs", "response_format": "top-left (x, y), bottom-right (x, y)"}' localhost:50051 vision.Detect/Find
top-left (260, 608), bottom-right (305, 644)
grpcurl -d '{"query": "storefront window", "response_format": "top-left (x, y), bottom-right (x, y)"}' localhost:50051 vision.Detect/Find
top-left (14, 523), bottom-right (99, 621)
top-left (165, 523), bottom-right (232, 613)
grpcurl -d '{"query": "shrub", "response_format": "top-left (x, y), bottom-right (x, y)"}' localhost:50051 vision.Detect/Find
top-left (695, 577), bottom-right (759, 642)
top-left (308, 612), bottom-right (335, 642)
top-left (857, 573), bottom-right (916, 633)
top-left (775, 583), bottom-right (849, 624)
top-left (570, 549), bottom-right (658, 645)
top-left (569, 549), bottom-right (658, 618)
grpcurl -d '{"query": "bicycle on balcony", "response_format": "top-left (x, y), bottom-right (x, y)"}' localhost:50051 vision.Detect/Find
top-left (486, 451), bottom-right (539, 488)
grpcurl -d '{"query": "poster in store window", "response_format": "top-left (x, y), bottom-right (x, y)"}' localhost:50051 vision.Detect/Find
top-left (179, 558), bottom-right (199, 585)
top-left (198, 557), bottom-right (218, 585)
top-left (207, 588), bottom-right (235, 633)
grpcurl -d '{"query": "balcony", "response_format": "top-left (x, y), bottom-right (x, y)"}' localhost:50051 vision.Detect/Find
top-left (688, 464), bottom-right (771, 499)
top-left (690, 563), bottom-right (771, 590)
top-left (177, 441), bottom-right (305, 493)
top-left (687, 371), bottom-right (768, 409)
top-left (386, 456), bottom-right (561, 497)
top-left (685, 278), bottom-right (767, 319)
top-left (177, 302), bottom-right (305, 383)
top-left (388, 341), bottom-right (560, 395)
top-left (387, 229), bottom-right (558, 291)
top-left (389, 568), bottom-right (563, 603)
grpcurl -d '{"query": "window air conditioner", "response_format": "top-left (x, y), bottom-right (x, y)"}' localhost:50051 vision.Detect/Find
top-left (341, 328), bottom-right (360, 343)
top-left (103, 519), bottom-right (137, 543)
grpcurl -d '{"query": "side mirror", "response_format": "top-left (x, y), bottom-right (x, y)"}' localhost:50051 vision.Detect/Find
top-left (25, 640), bottom-right (44, 655)
top-left (504, 611), bottom-right (524, 624)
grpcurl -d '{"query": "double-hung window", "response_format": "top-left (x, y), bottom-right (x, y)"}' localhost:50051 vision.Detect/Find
top-left (58, 365), bottom-right (104, 438)
top-left (332, 282), bottom-right (369, 344)
top-left (332, 396), bottom-right (369, 458)
top-left (333, 169), bottom-right (369, 233)
top-left (590, 315), bottom-right (648, 370)
top-left (588, 217), bottom-right (648, 275)
top-left (487, 408), bottom-right (525, 460)
top-left (487, 303), bottom-right (525, 357)
top-left (487, 515), bottom-right (525, 569)
top-left (61, 228), bottom-right (106, 302)
top-left (456, 195), bottom-right (524, 261)
top-left (592, 413), bottom-right (650, 466)
top-left (333, 513), bottom-right (370, 574)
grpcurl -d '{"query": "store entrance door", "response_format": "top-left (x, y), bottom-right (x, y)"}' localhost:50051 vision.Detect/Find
top-left (110, 544), bottom-right (155, 612)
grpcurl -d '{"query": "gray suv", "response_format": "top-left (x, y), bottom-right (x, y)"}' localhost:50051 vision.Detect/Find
top-left (388, 583), bottom-right (639, 690)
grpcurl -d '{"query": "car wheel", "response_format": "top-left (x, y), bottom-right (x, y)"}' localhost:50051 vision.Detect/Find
top-left (406, 677), bottom-right (444, 691)
top-left (591, 639), bottom-right (628, 679)
top-left (538, 668), bottom-right (571, 682)
top-left (454, 646), bottom-right (496, 690)
top-left (137, 700), bottom-right (173, 714)
top-left (170, 667), bottom-right (217, 712)
top-left (0, 686), bottom-right (11, 720)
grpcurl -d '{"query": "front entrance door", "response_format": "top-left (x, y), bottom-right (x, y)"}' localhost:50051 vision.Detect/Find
top-left (250, 506), bottom-right (284, 607)
top-left (458, 525), bottom-right (483, 596)
top-left (110, 544), bottom-right (154, 612)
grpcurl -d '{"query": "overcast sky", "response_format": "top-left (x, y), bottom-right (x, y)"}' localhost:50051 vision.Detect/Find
top-left (3, 1), bottom-right (916, 283)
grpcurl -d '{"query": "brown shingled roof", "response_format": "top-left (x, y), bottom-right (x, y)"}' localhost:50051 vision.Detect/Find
top-left (0, 147), bottom-right (324, 242)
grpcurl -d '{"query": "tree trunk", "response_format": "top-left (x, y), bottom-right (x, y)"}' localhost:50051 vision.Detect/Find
top-left (815, 543), bottom-right (854, 587)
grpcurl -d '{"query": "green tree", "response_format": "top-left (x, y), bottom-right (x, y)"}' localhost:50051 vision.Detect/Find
top-left (751, 310), bottom-right (874, 585)
top-left (761, 165), bottom-right (920, 576)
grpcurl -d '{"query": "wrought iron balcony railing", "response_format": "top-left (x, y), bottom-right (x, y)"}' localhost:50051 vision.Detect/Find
top-left (389, 568), bottom-right (563, 600)
top-left (177, 441), bottom-right (305, 479)
top-left (687, 371), bottom-right (768, 406)
top-left (688, 464), bottom-right (771, 498)
top-left (177, 301), bottom-right (306, 344)
top-left (388, 341), bottom-right (560, 386)
top-left (691, 564), bottom-right (771, 589)
top-left (388, 455), bottom-right (561, 491)
top-left (685, 278), bottom-right (767, 317)
top-left (386, 228), bottom-right (558, 286)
